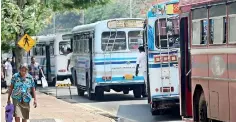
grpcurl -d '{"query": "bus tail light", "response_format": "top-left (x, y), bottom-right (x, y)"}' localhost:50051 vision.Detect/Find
top-left (160, 87), bottom-right (174, 92)
top-left (170, 55), bottom-right (177, 61)
top-left (155, 88), bottom-right (159, 92)
top-left (163, 56), bottom-right (169, 62)
top-left (154, 56), bottom-right (161, 63)
top-left (102, 76), bottom-right (112, 81)
top-left (58, 69), bottom-right (66, 72)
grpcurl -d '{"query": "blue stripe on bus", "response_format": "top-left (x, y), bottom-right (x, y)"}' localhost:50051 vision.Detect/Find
top-left (95, 76), bottom-right (144, 82)
top-left (95, 61), bottom-right (136, 65)
top-left (78, 61), bottom-right (177, 67)
top-left (94, 57), bottom-right (137, 61)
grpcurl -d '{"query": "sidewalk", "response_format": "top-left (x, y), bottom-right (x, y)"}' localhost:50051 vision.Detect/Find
top-left (1, 91), bottom-right (115, 122)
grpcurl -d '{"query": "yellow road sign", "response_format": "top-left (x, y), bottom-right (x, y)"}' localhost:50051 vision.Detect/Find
top-left (18, 34), bottom-right (36, 52)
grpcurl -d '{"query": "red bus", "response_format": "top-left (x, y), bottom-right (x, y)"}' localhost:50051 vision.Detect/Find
top-left (179, 0), bottom-right (236, 121)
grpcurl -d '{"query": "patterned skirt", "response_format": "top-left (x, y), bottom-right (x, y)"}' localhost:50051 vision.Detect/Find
top-left (12, 99), bottom-right (30, 119)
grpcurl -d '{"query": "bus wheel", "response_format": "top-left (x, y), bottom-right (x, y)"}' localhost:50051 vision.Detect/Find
top-left (88, 89), bottom-right (95, 100)
top-left (77, 87), bottom-right (84, 96)
top-left (49, 78), bottom-right (56, 86)
top-left (198, 92), bottom-right (208, 122)
top-left (95, 87), bottom-right (104, 100)
top-left (133, 86), bottom-right (142, 98)
top-left (151, 110), bottom-right (160, 115)
top-left (123, 90), bottom-right (129, 94)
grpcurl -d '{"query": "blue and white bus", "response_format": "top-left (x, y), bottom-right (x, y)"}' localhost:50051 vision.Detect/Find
top-left (24, 33), bottom-right (72, 86)
top-left (71, 18), bottom-right (146, 100)
top-left (145, 0), bottom-right (180, 115)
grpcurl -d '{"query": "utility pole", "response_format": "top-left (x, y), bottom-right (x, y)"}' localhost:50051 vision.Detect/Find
top-left (53, 13), bottom-right (56, 34)
top-left (82, 10), bottom-right (85, 24)
top-left (130, 0), bottom-right (132, 18)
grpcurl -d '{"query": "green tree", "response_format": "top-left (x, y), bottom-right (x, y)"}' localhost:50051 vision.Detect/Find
top-left (39, 12), bottom-right (82, 35)
top-left (84, 0), bottom-right (154, 24)
top-left (1, 0), bottom-right (110, 70)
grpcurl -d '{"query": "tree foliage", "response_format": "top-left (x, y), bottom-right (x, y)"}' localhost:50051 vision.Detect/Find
top-left (1, 0), bottom-right (111, 69)
top-left (84, 0), bottom-right (153, 24)
top-left (39, 12), bottom-right (82, 35)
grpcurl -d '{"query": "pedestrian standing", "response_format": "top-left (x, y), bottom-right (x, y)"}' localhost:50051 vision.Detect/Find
top-left (7, 63), bottom-right (37, 122)
top-left (11, 57), bottom-right (17, 74)
top-left (66, 48), bottom-right (74, 85)
top-left (5, 58), bottom-right (13, 91)
top-left (135, 46), bottom-right (148, 97)
top-left (1, 62), bottom-right (7, 93)
top-left (28, 56), bottom-right (40, 90)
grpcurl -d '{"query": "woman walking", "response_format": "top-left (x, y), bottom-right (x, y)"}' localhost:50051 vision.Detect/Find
top-left (7, 63), bottom-right (37, 122)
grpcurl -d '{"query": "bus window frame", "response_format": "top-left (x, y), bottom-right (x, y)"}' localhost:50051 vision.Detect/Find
top-left (208, 4), bottom-right (227, 45)
top-left (228, 1), bottom-right (236, 44)
top-left (191, 7), bottom-right (208, 47)
top-left (228, 14), bottom-right (236, 44)
top-left (59, 41), bottom-right (71, 55)
top-left (128, 30), bottom-right (143, 51)
top-left (101, 31), bottom-right (127, 52)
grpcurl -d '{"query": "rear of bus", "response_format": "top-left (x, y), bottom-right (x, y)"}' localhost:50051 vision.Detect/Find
top-left (54, 34), bottom-right (72, 83)
top-left (146, 1), bottom-right (180, 115)
top-left (94, 19), bottom-right (146, 98)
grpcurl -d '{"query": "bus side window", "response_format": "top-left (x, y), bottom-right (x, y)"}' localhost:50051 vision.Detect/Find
top-left (209, 4), bottom-right (226, 44)
top-left (228, 2), bottom-right (236, 44)
top-left (192, 7), bottom-right (207, 45)
top-left (192, 21), bottom-right (201, 45)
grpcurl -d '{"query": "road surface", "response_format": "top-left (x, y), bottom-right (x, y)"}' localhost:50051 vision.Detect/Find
top-left (38, 86), bottom-right (183, 122)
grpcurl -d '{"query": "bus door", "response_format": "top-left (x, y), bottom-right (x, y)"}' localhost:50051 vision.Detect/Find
top-left (87, 34), bottom-right (94, 92)
top-left (179, 15), bottom-right (192, 117)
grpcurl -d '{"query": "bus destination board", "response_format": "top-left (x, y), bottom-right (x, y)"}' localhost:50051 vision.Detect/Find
top-left (107, 20), bottom-right (144, 29)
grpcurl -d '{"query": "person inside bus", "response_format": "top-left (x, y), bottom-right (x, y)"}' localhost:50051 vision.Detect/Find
top-left (135, 46), bottom-right (147, 97)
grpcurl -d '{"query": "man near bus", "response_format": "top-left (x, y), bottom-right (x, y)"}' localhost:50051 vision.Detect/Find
top-left (28, 56), bottom-right (40, 90)
top-left (135, 46), bottom-right (147, 97)
top-left (66, 48), bottom-right (74, 85)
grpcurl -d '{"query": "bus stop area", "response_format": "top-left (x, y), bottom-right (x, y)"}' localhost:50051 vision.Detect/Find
top-left (1, 91), bottom-right (115, 122)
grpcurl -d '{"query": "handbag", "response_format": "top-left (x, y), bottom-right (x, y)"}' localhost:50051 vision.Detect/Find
top-left (40, 69), bottom-right (48, 88)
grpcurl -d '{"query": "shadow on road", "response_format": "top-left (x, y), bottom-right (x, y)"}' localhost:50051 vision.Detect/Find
top-left (38, 87), bottom-right (146, 103)
top-left (116, 104), bottom-right (182, 122)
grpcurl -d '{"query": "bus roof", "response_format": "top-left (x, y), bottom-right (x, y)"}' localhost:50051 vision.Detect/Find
top-left (71, 18), bottom-right (144, 33)
top-left (146, 0), bottom-right (179, 18)
top-left (32, 33), bottom-right (71, 43)
top-left (179, 0), bottom-right (226, 7)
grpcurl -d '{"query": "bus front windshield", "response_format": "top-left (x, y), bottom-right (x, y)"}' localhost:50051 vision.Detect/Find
top-left (59, 41), bottom-right (71, 55)
top-left (128, 31), bottom-right (143, 51)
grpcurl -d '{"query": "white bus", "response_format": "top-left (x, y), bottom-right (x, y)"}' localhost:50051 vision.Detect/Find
top-left (23, 33), bottom-right (72, 86)
top-left (145, 1), bottom-right (180, 115)
top-left (71, 18), bottom-right (145, 100)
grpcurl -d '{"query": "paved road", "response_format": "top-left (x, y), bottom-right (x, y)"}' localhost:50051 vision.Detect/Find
top-left (38, 86), bottom-right (183, 122)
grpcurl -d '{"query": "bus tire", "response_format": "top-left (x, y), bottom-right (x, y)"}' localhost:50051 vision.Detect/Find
top-left (151, 110), bottom-right (160, 115)
top-left (88, 89), bottom-right (95, 100)
top-left (95, 87), bottom-right (104, 100)
top-left (49, 78), bottom-right (56, 86)
top-left (77, 87), bottom-right (84, 96)
top-left (133, 86), bottom-right (142, 98)
top-left (198, 92), bottom-right (208, 122)
top-left (123, 90), bottom-right (129, 94)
